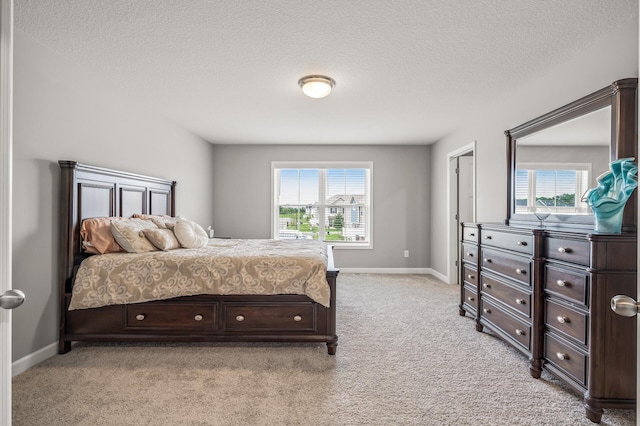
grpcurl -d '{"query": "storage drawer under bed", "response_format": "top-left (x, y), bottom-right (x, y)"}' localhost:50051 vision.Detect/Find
top-left (223, 303), bottom-right (317, 332)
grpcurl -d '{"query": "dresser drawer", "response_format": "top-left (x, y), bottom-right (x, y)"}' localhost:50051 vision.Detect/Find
top-left (481, 298), bottom-right (531, 351)
top-left (462, 243), bottom-right (478, 265)
top-left (481, 274), bottom-right (531, 318)
top-left (462, 226), bottom-right (478, 243)
top-left (481, 229), bottom-right (533, 255)
top-left (545, 299), bottom-right (588, 345)
top-left (481, 248), bottom-right (531, 285)
top-left (223, 303), bottom-right (316, 331)
top-left (546, 237), bottom-right (590, 266)
top-left (126, 303), bottom-right (217, 330)
top-left (544, 333), bottom-right (587, 386)
top-left (463, 265), bottom-right (478, 286)
top-left (544, 264), bottom-right (588, 305)
top-left (462, 285), bottom-right (478, 312)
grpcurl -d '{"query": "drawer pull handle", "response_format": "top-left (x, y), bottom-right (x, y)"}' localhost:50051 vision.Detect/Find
top-left (484, 235), bottom-right (492, 240)
top-left (467, 252), bottom-right (474, 257)
top-left (483, 308), bottom-right (491, 314)
top-left (515, 329), bottom-right (526, 336)
top-left (515, 268), bottom-right (525, 275)
top-left (516, 241), bottom-right (527, 246)
top-left (556, 352), bottom-right (569, 361)
top-left (556, 316), bottom-right (569, 324)
top-left (293, 315), bottom-right (302, 322)
top-left (467, 296), bottom-right (475, 302)
top-left (484, 258), bottom-right (492, 263)
top-left (483, 283), bottom-right (490, 289)
top-left (558, 247), bottom-right (571, 253)
top-left (469, 233), bottom-right (475, 237)
top-left (467, 274), bottom-right (475, 280)
top-left (515, 298), bottom-right (526, 305)
top-left (235, 315), bottom-right (245, 322)
top-left (556, 280), bottom-right (567, 287)
top-left (194, 314), bottom-right (203, 321)
top-left (136, 314), bottom-right (146, 321)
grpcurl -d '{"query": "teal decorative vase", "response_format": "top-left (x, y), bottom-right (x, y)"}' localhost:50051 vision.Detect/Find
top-left (583, 158), bottom-right (638, 234)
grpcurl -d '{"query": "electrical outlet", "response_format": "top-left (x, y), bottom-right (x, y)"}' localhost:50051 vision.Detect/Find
top-left (404, 250), bottom-right (409, 258)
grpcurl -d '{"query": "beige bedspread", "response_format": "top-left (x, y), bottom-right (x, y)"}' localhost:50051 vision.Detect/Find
top-left (70, 239), bottom-right (331, 310)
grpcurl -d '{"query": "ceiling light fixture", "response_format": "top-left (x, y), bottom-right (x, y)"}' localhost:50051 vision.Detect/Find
top-left (298, 75), bottom-right (335, 99)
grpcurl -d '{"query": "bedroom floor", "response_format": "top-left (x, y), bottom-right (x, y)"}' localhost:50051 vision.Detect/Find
top-left (12, 273), bottom-right (635, 425)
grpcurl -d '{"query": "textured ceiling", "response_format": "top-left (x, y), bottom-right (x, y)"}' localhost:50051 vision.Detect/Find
top-left (14, 1), bottom-right (639, 145)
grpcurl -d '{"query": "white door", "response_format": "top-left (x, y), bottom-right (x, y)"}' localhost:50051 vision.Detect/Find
top-left (0, 1), bottom-right (19, 425)
top-left (458, 155), bottom-right (474, 225)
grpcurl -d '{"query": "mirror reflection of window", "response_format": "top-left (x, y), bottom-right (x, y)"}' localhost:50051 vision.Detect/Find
top-left (515, 164), bottom-right (590, 214)
top-left (514, 106), bottom-right (611, 217)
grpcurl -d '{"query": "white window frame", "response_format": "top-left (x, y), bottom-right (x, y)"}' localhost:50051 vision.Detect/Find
top-left (271, 161), bottom-right (373, 249)
top-left (515, 162), bottom-right (592, 214)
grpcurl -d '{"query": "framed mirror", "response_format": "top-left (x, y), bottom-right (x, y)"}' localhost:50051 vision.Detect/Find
top-left (506, 78), bottom-right (637, 231)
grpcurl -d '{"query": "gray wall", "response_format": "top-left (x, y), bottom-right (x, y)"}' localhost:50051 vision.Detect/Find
top-left (429, 19), bottom-right (639, 278)
top-left (211, 145), bottom-right (430, 269)
top-left (12, 31), bottom-right (216, 361)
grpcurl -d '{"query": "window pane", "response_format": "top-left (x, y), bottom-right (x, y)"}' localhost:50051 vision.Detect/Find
top-left (515, 169), bottom-right (529, 212)
top-left (277, 169), bottom-right (319, 240)
top-left (324, 168), bottom-right (367, 243)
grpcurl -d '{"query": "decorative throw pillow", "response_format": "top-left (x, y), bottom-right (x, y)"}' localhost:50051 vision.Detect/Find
top-left (132, 214), bottom-right (178, 229)
top-left (110, 219), bottom-right (159, 253)
top-left (173, 219), bottom-right (209, 249)
top-left (80, 217), bottom-right (125, 254)
top-left (142, 228), bottom-right (181, 251)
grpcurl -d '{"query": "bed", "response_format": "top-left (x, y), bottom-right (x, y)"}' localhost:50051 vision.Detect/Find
top-left (58, 161), bottom-right (339, 355)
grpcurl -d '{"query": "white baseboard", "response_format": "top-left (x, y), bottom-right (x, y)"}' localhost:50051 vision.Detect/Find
top-left (12, 341), bottom-right (58, 377)
top-left (339, 267), bottom-right (451, 283)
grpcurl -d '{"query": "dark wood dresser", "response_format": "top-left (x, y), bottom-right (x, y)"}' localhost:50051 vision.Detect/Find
top-left (459, 223), bottom-right (636, 423)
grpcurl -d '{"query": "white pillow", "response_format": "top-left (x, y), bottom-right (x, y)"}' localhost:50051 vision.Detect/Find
top-left (174, 219), bottom-right (209, 249)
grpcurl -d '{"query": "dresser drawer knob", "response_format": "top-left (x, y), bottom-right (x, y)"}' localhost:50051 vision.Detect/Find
top-left (483, 258), bottom-right (492, 263)
top-left (556, 316), bottom-right (569, 324)
top-left (467, 252), bottom-right (474, 257)
top-left (467, 274), bottom-right (475, 280)
top-left (235, 315), bottom-right (245, 322)
top-left (194, 314), bottom-right (203, 321)
top-left (482, 283), bottom-right (490, 289)
top-left (469, 233), bottom-right (475, 237)
top-left (293, 315), bottom-right (302, 322)
top-left (515, 298), bottom-right (526, 305)
top-left (515, 268), bottom-right (525, 275)
top-left (558, 247), bottom-right (571, 253)
top-left (515, 329), bottom-right (526, 336)
top-left (467, 296), bottom-right (475, 302)
top-left (516, 241), bottom-right (527, 246)
top-left (135, 314), bottom-right (146, 321)
top-left (556, 352), bottom-right (569, 361)
top-left (483, 308), bottom-right (491, 314)
top-left (556, 280), bottom-right (567, 287)
top-left (484, 235), bottom-right (492, 240)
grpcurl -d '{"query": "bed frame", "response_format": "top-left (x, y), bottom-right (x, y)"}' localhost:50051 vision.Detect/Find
top-left (58, 161), bottom-right (339, 355)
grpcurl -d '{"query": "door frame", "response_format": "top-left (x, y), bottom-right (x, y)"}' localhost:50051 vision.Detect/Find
top-left (446, 141), bottom-right (476, 284)
top-left (0, 0), bottom-right (13, 423)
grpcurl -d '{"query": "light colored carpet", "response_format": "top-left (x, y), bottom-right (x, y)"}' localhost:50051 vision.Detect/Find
top-left (12, 273), bottom-right (636, 425)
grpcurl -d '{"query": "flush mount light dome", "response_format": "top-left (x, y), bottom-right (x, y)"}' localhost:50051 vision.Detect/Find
top-left (298, 75), bottom-right (335, 98)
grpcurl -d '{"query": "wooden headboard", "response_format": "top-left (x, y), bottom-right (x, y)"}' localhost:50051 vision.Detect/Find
top-left (58, 161), bottom-right (176, 293)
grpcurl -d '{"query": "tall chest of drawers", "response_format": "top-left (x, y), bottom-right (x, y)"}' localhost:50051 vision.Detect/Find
top-left (459, 223), bottom-right (637, 423)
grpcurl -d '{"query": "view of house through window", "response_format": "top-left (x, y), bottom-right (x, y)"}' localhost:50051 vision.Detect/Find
top-left (272, 162), bottom-right (372, 247)
top-left (515, 163), bottom-right (590, 214)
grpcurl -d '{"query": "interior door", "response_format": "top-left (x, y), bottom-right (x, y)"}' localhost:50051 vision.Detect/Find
top-left (1, 0), bottom-right (14, 424)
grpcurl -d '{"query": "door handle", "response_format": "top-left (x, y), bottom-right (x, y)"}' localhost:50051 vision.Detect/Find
top-left (610, 295), bottom-right (639, 317)
top-left (0, 289), bottom-right (25, 310)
